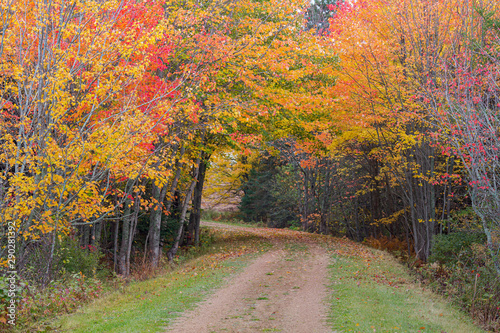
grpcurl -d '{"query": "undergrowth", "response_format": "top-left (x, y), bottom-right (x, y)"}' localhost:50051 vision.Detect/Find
top-left (419, 234), bottom-right (500, 332)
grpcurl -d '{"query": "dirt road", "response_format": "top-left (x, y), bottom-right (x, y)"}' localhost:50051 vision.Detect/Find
top-left (165, 222), bottom-right (333, 333)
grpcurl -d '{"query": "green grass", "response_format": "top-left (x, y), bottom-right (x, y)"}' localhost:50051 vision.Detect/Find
top-left (284, 242), bottom-right (308, 253)
top-left (202, 218), bottom-right (265, 228)
top-left (328, 250), bottom-right (485, 333)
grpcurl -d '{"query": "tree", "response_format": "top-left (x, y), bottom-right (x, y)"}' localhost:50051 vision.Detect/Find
top-left (416, 0), bottom-right (500, 274)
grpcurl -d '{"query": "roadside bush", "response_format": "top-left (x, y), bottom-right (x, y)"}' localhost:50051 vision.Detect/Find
top-left (15, 273), bottom-right (102, 331)
top-left (20, 235), bottom-right (107, 286)
top-left (0, 272), bottom-right (25, 330)
top-left (363, 236), bottom-right (411, 260)
top-left (418, 233), bottom-right (499, 331)
top-left (288, 220), bottom-right (302, 231)
top-left (18, 236), bottom-right (55, 285)
top-left (198, 227), bottom-right (217, 250)
top-left (0, 272), bottom-right (102, 332)
top-left (201, 209), bottom-right (241, 223)
top-left (429, 232), bottom-right (486, 266)
top-left (54, 236), bottom-right (107, 280)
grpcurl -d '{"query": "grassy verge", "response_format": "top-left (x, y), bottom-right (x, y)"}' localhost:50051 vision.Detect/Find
top-left (202, 218), bottom-right (265, 228)
top-left (46, 227), bottom-right (269, 333)
top-left (327, 239), bottom-right (484, 333)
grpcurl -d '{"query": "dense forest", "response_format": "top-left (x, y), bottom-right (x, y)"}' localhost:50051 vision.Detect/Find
top-left (1, 0), bottom-right (500, 330)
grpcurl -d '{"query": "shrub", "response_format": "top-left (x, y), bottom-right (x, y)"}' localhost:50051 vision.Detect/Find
top-left (0, 272), bottom-right (102, 331)
top-left (0, 272), bottom-right (26, 329)
top-left (54, 236), bottom-right (107, 280)
top-left (417, 233), bottom-right (499, 331)
top-left (201, 209), bottom-right (240, 223)
top-left (429, 232), bottom-right (486, 265)
top-left (18, 273), bottom-right (102, 331)
top-left (363, 236), bottom-right (411, 259)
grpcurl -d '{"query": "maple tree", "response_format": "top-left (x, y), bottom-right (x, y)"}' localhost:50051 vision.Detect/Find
top-left (319, 0), bottom-right (474, 261)
top-left (0, 0), bottom-right (338, 281)
top-left (235, 0), bottom-right (496, 267)
top-left (416, 1), bottom-right (500, 274)
top-left (154, 0), bottom-right (338, 260)
top-left (0, 0), bottom-right (177, 279)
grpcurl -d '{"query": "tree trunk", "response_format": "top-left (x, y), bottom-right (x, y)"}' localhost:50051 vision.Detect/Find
top-left (148, 184), bottom-right (168, 268)
top-left (167, 159), bottom-right (201, 261)
top-left (93, 221), bottom-right (102, 246)
top-left (302, 170), bottom-right (309, 231)
top-left (319, 161), bottom-right (330, 235)
top-left (148, 145), bottom-right (185, 267)
top-left (113, 220), bottom-right (119, 273)
top-left (186, 153), bottom-right (209, 246)
top-left (118, 199), bottom-right (132, 276)
top-left (126, 195), bottom-right (140, 274)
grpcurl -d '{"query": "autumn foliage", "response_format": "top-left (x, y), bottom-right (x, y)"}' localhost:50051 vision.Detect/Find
top-left (0, 0), bottom-right (329, 283)
top-left (1, 0), bottom-right (500, 329)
